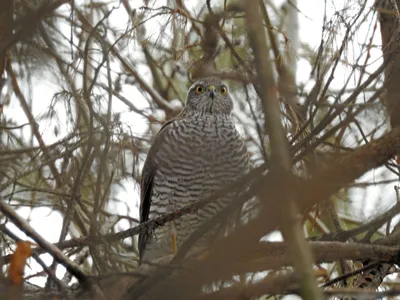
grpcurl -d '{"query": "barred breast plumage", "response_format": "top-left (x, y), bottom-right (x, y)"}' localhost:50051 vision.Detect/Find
top-left (139, 78), bottom-right (249, 264)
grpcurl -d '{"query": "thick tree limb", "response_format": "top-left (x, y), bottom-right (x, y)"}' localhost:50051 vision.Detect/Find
top-left (0, 0), bottom-right (13, 78)
top-left (376, 0), bottom-right (400, 129)
top-left (230, 242), bottom-right (400, 275)
top-left (206, 128), bottom-right (400, 269)
top-left (244, 1), bottom-right (322, 299)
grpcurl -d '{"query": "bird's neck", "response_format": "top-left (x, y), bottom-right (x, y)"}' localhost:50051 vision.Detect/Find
top-left (181, 109), bottom-right (232, 120)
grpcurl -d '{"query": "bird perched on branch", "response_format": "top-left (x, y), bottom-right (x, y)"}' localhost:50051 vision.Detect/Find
top-left (139, 78), bottom-right (249, 264)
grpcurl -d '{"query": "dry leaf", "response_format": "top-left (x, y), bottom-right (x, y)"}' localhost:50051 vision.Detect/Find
top-left (7, 241), bottom-right (33, 284)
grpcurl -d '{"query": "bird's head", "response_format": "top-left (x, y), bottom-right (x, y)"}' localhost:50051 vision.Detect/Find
top-left (185, 78), bottom-right (233, 115)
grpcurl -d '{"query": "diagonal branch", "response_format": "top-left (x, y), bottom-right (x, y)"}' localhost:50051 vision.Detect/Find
top-left (0, 199), bottom-right (88, 284)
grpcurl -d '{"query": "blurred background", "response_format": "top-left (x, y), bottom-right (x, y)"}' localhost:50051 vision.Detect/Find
top-left (0, 0), bottom-right (399, 299)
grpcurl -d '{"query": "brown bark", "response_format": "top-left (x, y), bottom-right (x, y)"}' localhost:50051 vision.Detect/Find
top-left (377, 0), bottom-right (400, 129)
top-left (0, 0), bottom-right (13, 78)
top-left (244, 1), bottom-right (322, 299)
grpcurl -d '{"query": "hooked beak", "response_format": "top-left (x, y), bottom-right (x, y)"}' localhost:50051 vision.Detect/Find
top-left (208, 85), bottom-right (216, 99)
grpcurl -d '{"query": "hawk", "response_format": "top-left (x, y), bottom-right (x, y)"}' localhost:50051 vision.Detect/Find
top-left (139, 78), bottom-right (249, 264)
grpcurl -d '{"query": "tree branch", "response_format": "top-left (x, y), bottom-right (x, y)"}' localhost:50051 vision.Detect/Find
top-left (0, 199), bottom-right (88, 284)
top-left (244, 1), bottom-right (322, 299)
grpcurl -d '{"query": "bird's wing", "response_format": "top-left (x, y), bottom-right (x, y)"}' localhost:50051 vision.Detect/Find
top-left (138, 118), bottom-right (179, 259)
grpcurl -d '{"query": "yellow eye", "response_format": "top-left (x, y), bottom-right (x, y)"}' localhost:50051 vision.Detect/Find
top-left (195, 85), bottom-right (204, 94)
top-left (220, 86), bottom-right (227, 95)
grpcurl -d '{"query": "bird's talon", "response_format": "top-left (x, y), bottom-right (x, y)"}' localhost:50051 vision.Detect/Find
top-left (171, 232), bottom-right (177, 255)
